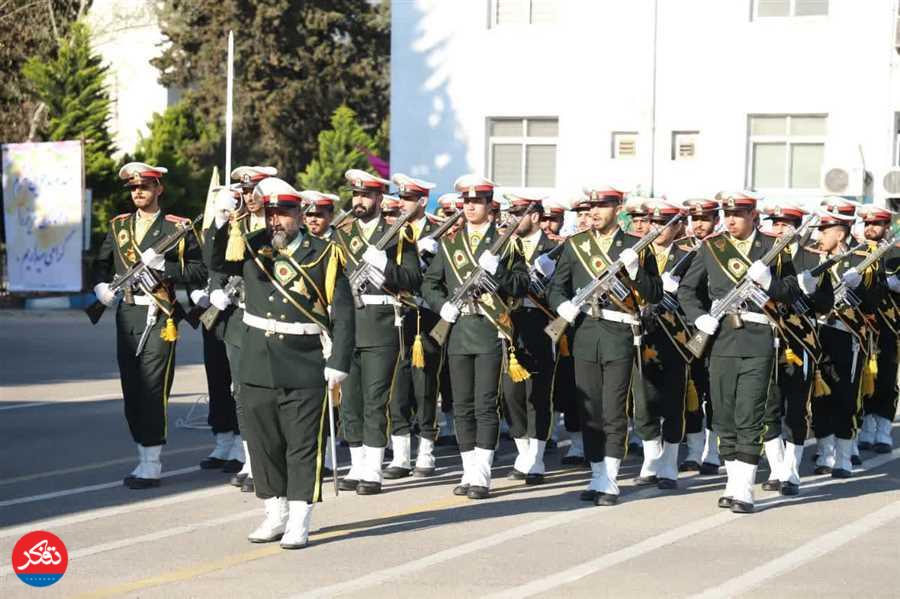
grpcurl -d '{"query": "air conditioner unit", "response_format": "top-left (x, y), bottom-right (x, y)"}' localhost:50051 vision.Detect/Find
top-left (882, 169), bottom-right (900, 195)
top-left (820, 165), bottom-right (868, 197)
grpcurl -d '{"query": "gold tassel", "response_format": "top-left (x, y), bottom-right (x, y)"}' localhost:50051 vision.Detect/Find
top-left (686, 377), bottom-right (699, 412)
top-left (507, 348), bottom-right (531, 383)
top-left (325, 245), bottom-right (340, 304)
top-left (558, 334), bottom-right (570, 357)
top-left (861, 359), bottom-right (876, 398)
top-left (411, 311), bottom-right (425, 368)
top-left (160, 317), bottom-right (178, 342)
top-left (813, 369), bottom-right (831, 397)
top-left (225, 219), bottom-right (245, 261)
top-left (867, 355), bottom-right (878, 376)
top-left (784, 347), bottom-right (803, 367)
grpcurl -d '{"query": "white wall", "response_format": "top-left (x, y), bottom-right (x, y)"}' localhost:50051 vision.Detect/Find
top-left (391, 0), bottom-right (900, 207)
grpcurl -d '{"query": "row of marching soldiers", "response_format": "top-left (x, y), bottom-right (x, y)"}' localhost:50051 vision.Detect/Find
top-left (92, 161), bottom-right (898, 550)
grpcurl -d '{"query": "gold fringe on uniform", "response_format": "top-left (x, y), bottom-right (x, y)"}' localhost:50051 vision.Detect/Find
top-left (160, 317), bottom-right (178, 342)
top-left (784, 347), bottom-right (803, 367)
top-left (507, 347), bottom-right (531, 382)
top-left (813, 368), bottom-right (831, 397)
top-left (861, 355), bottom-right (878, 398)
top-left (225, 219), bottom-right (245, 261)
top-left (325, 244), bottom-right (343, 304)
top-left (685, 377), bottom-right (700, 412)
top-left (411, 311), bottom-right (426, 369)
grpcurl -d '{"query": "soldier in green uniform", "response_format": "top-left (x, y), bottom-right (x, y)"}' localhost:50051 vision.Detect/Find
top-left (757, 203), bottom-right (833, 495)
top-left (332, 169), bottom-right (423, 495)
top-left (208, 177), bottom-right (353, 549)
top-left (92, 162), bottom-right (205, 489)
top-left (421, 174), bottom-right (530, 499)
top-left (502, 192), bottom-right (558, 484)
top-left (678, 192), bottom-right (798, 513)
top-left (299, 191), bottom-right (338, 240)
top-left (435, 193), bottom-right (464, 446)
top-left (547, 186), bottom-right (663, 506)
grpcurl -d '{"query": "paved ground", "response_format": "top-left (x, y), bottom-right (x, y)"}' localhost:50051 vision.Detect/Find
top-left (1, 310), bottom-right (899, 598)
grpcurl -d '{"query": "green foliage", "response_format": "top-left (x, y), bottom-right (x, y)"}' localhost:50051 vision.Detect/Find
top-left (22, 19), bottom-right (118, 234)
top-left (297, 106), bottom-right (379, 206)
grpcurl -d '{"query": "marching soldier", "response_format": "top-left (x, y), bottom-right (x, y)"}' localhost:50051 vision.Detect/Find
top-left (421, 174), bottom-right (530, 499)
top-left (547, 186), bottom-right (663, 506)
top-left (209, 177), bottom-right (353, 549)
top-left (435, 192), bottom-right (464, 445)
top-left (300, 191), bottom-right (338, 239)
top-left (332, 169), bottom-right (423, 495)
top-left (539, 201), bottom-right (567, 242)
top-left (678, 192), bottom-right (798, 513)
top-left (503, 192), bottom-right (558, 484)
top-left (678, 198), bottom-right (721, 475)
top-left (91, 162), bottom-right (205, 489)
top-left (573, 196), bottom-right (593, 232)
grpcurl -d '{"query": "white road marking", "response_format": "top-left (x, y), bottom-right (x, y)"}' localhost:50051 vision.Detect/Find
top-left (687, 499), bottom-right (900, 599)
top-left (0, 394), bottom-right (120, 411)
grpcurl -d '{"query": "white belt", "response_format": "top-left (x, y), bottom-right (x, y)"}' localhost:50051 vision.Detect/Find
top-left (131, 294), bottom-right (153, 306)
top-left (243, 312), bottom-right (323, 336)
top-left (731, 311), bottom-right (773, 327)
top-left (580, 306), bottom-right (640, 326)
top-left (818, 317), bottom-right (851, 334)
top-left (237, 301), bottom-right (246, 310)
top-left (360, 294), bottom-right (400, 306)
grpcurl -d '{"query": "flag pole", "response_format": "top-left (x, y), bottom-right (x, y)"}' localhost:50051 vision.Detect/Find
top-left (224, 30), bottom-right (234, 185)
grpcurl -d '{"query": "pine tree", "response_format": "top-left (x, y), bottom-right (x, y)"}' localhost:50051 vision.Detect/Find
top-left (22, 20), bottom-right (118, 231)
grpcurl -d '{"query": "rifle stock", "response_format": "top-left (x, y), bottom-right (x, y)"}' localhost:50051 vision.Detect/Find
top-left (85, 300), bottom-right (107, 325)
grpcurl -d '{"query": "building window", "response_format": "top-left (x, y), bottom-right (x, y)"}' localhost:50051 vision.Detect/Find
top-left (748, 115), bottom-right (826, 190)
top-left (672, 131), bottom-right (698, 161)
top-left (492, 0), bottom-right (557, 26)
top-left (488, 117), bottom-right (558, 187)
top-left (612, 132), bottom-right (638, 160)
top-left (754, 0), bottom-right (828, 18)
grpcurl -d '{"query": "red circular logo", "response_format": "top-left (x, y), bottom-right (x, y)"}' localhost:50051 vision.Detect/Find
top-left (11, 531), bottom-right (68, 587)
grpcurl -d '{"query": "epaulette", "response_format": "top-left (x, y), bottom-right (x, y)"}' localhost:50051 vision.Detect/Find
top-left (676, 243), bottom-right (694, 252)
top-left (759, 230), bottom-right (778, 238)
top-left (336, 218), bottom-right (355, 233)
top-left (165, 214), bottom-right (190, 224)
top-left (852, 250), bottom-right (869, 257)
top-left (703, 231), bottom-right (724, 240)
top-left (625, 231), bottom-right (643, 239)
top-left (568, 229), bottom-right (593, 243)
top-left (801, 245), bottom-right (825, 255)
top-left (111, 213), bottom-right (131, 222)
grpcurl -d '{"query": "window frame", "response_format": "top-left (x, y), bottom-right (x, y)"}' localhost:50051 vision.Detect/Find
top-left (486, 116), bottom-right (559, 188)
top-left (489, 0), bottom-right (557, 27)
top-left (746, 114), bottom-right (827, 191)
top-left (752, 0), bottom-right (829, 20)
top-left (671, 130), bottom-right (699, 161)
top-left (611, 131), bottom-right (639, 160)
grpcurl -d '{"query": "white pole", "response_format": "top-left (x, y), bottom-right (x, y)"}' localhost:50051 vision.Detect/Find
top-left (225, 30), bottom-right (234, 185)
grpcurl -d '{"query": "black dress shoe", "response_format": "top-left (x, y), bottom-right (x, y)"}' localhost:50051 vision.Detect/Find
top-left (413, 466), bottom-right (435, 477)
top-left (761, 479), bottom-right (781, 492)
top-left (383, 466), bottom-right (412, 479)
top-left (199, 457), bottom-right (227, 470)
top-left (223, 459), bottom-right (244, 474)
top-left (594, 492), bottom-right (618, 506)
top-left (657, 478), bottom-right (677, 490)
top-left (525, 473), bottom-right (545, 485)
top-left (508, 469), bottom-right (527, 480)
top-left (338, 478), bottom-right (359, 492)
top-left (453, 484), bottom-right (470, 496)
top-left (125, 477), bottom-right (160, 490)
top-left (356, 480), bottom-right (382, 495)
top-left (579, 489), bottom-right (598, 502)
top-left (635, 475), bottom-right (658, 486)
top-left (730, 500), bottom-right (754, 514)
top-left (858, 440), bottom-right (872, 451)
top-left (831, 468), bottom-right (852, 479)
top-left (780, 481), bottom-right (799, 496)
top-left (700, 462), bottom-right (721, 475)
top-left (813, 465), bottom-right (832, 475)
top-left (241, 477), bottom-right (255, 493)
top-left (679, 460), bottom-right (701, 472)
top-left (717, 496), bottom-right (734, 509)
top-left (851, 454), bottom-right (862, 466)
top-left (561, 455), bottom-right (587, 466)
top-left (467, 485), bottom-right (490, 500)
top-left (230, 472), bottom-right (248, 487)
top-left (873, 443), bottom-right (892, 454)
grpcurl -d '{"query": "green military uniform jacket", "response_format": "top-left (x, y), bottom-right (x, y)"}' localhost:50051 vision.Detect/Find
top-left (210, 224), bottom-right (354, 389)
top-left (547, 228), bottom-right (663, 362)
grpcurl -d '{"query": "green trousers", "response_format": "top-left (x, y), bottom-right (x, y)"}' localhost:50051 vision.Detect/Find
top-left (709, 354), bottom-right (774, 465)
top-left (867, 330), bottom-right (898, 421)
top-left (763, 352), bottom-right (814, 445)
top-left (341, 345), bottom-right (403, 448)
top-left (502, 309), bottom-right (555, 441)
top-left (448, 349), bottom-right (503, 452)
top-left (574, 356), bottom-right (632, 461)
top-left (811, 328), bottom-right (864, 441)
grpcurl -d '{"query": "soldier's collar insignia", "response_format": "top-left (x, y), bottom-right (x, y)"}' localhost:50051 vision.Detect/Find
top-left (274, 260), bottom-right (298, 285)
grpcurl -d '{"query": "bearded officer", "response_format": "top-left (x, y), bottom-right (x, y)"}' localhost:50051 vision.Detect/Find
top-left (92, 162), bottom-right (205, 489)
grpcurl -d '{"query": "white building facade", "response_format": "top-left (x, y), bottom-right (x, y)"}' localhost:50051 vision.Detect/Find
top-left (390, 0), bottom-right (900, 209)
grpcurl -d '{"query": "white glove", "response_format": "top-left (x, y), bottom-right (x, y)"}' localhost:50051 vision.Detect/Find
top-left (93, 282), bottom-right (118, 307)
top-left (478, 251), bottom-right (499, 275)
top-left (417, 237), bottom-right (438, 255)
top-left (620, 248), bottom-right (639, 279)
top-left (190, 289), bottom-right (210, 308)
top-left (747, 260), bottom-right (772, 289)
top-left (841, 267), bottom-right (862, 289)
top-left (888, 274), bottom-right (900, 294)
top-left (557, 300), bottom-right (580, 324)
top-left (535, 253), bottom-right (556, 278)
top-left (661, 272), bottom-right (680, 294)
top-left (209, 288), bottom-right (231, 311)
top-left (362, 246), bottom-right (388, 271)
top-left (695, 314), bottom-right (719, 335)
top-left (323, 367), bottom-right (349, 389)
top-left (440, 302), bottom-right (460, 323)
top-left (798, 270), bottom-right (817, 296)
top-left (214, 190), bottom-right (237, 228)
top-left (141, 248), bottom-right (165, 272)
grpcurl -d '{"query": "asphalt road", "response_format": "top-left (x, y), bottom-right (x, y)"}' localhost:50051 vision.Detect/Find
top-left (1, 310), bottom-right (898, 598)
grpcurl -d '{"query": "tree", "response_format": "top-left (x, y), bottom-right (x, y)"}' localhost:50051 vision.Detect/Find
top-left (152, 0), bottom-right (389, 175)
top-left (22, 19), bottom-right (118, 232)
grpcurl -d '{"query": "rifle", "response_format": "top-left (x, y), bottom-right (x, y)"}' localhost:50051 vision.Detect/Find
top-left (651, 236), bottom-right (706, 313)
top-left (833, 229), bottom-right (897, 310)
top-left (528, 242), bottom-right (565, 296)
top-left (684, 215), bottom-right (819, 359)
top-left (199, 275), bottom-right (244, 330)
top-left (330, 209), bottom-right (352, 230)
top-left (544, 213), bottom-right (684, 344)
top-left (85, 214), bottom-right (202, 325)
top-left (420, 210), bottom-right (464, 245)
top-left (430, 203), bottom-right (541, 345)
top-left (347, 210), bottom-right (419, 309)
top-left (183, 285), bottom-right (209, 329)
